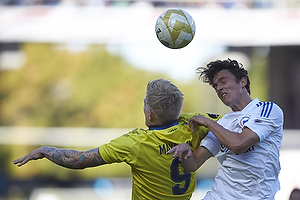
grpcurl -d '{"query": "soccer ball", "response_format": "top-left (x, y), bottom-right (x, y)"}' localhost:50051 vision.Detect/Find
top-left (155, 8), bottom-right (196, 49)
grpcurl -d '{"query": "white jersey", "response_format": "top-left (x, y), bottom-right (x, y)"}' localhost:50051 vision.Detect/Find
top-left (201, 98), bottom-right (284, 200)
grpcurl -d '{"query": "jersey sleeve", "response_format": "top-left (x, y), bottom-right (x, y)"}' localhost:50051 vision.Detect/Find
top-left (199, 113), bottom-right (223, 157)
top-left (98, 129), bottom-right (140, 165)
top-left (179, 112), bottom-right (221, 122)
top-left (200, 131), bottom-right (221, 157)
top-left (179, 112), bottom-right (222, 153)
top-left (244, 102), bottom-right (284, 142)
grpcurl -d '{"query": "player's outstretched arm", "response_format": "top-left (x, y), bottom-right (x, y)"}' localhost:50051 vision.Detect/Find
top-left (14, 147), bottom-right (106, 169)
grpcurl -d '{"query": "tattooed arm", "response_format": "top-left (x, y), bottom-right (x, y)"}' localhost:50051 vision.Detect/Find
top-left (13, 147), bottom-right (106, 169)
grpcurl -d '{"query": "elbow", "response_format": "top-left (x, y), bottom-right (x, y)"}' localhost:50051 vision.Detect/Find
top-left (74, 163), bottom-right (86, 169)
top-left (185, 168), bottom-right (196, 173)
top-left (190, 163), bottom-right (199, 172)
top-left (231, 147), bottom-right (245, 155)
top-left (183, 166), bottom-right (195, 173)
top-left (184, 168), bottom-right (196, 173)
top-left (73, 152), bottom-right (88, 169)
top-left (182, 162), bottom-right (198, 173)
top-left (229, 138), bottom-right (257, 154)
top-left (230, 143), bottom-right (250, 155)
top-left (66, 160), bottom-right (86, 169)
top-left (227, 136), bottom-right (249, 154)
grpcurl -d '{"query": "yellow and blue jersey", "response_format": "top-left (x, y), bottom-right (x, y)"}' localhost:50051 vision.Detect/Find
top-left (98, 113), bottom-right (221, 200)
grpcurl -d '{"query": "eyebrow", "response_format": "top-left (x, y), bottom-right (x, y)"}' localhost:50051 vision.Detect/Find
top-left (213, 76), bottom-right (227, 85)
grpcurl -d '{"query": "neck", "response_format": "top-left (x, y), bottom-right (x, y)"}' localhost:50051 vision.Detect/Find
top-left (230, 94), bottom-right (252, 112)
top-left (148, 120), bottom-right (179, 130)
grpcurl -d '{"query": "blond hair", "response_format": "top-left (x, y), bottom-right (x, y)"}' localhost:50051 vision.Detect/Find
top-left (145, 79), bottom-right (184, 123)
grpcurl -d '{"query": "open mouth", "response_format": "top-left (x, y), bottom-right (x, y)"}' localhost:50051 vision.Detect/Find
top-left (220, 93), bottom-right (227, 100)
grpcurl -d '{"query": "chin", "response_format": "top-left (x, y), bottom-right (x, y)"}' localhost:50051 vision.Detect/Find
top-left (220, 99), bottom-right (227, 105)
top-left (222, 100), bottom-right (231, 107)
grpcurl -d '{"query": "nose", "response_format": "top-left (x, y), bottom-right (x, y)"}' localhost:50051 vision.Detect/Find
top-left (216, 84), bottom-right (223, 92)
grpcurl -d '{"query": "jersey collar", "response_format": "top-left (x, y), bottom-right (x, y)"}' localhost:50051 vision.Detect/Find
top-left (241, 98), bottom-right (259, 113)
top-left (148, 120), bottom-right (179, 130)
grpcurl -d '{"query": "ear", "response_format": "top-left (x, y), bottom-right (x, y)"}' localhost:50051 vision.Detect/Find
top-left (148, 110), bottom-right (156, 121)
top-left (240, 77), bottom-right (247, 88)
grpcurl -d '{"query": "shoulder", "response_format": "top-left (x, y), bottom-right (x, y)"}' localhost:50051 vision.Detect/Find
top-left (254, 101), bottom-right (283, 118)
top-left (204, 113), bottom-right (222, 121)
top-left (102, 128), bottom-right (148, 153)
top-left (107, 128), bottom-right (147, 145)
top-left (121, 128), bottom-right (148, 139)
top-left (248, 101), bottom-right (284, 130)
top-left (128, 128), bottom-right (147, 134)
top-left (179, 113), bottom-right (198, 120)
top-left (179, 113), bottom-right (221, 121)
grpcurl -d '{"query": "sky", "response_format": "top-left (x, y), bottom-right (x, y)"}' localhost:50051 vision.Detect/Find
top-left (2, 5), bottom-right (299, 83)
top-left (107, 43), bottom-right (225, 82)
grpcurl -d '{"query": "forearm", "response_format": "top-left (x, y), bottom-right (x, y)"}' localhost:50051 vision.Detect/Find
top-left (190, 116), bottom-right (234, 148)
top-left (205, 119), bottom-right (256, 154)
top-left (181, 146), bottom-right (212, 173)
top-left (206, 120), bottom-right (235, 147)
top-left (167, 143), bottom-right (212, 173)
top-left (180, 155), bottom-right (198, 172)
top-left (40, 147), bottom-right (103, 169)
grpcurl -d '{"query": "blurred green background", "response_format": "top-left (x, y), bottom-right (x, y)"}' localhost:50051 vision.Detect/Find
top-left (0, 43), bottom-right (269, 183)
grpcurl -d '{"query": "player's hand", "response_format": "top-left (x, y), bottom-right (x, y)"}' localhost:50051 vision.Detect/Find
top-left (13, 148), bottom-right (44, 167)
top-left (166, 143), bottom-right (192, 161)
top-left (188, 119), bottom-right (197, 133)
top-left (189, 115), bottom-right (209, 133)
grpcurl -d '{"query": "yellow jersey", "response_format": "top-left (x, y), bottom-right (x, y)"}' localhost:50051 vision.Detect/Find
top-left (98, 113), bottom-right (220, 200)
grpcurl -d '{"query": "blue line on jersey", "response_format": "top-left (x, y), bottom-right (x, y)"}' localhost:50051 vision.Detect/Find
top-left (260, 102), bottom-right (266, 117)
top-left (263, 102), bottom-right (269, 117)
top-left (266, 102), bottom-right (273, 118)
top-left (148, 121), bottom-right (179, 130)
top-left (257, 101), bottom-right (273, 118)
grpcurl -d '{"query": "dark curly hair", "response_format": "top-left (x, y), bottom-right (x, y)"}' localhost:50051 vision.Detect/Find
top-left (196, 59), bottom-right (251, 95)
